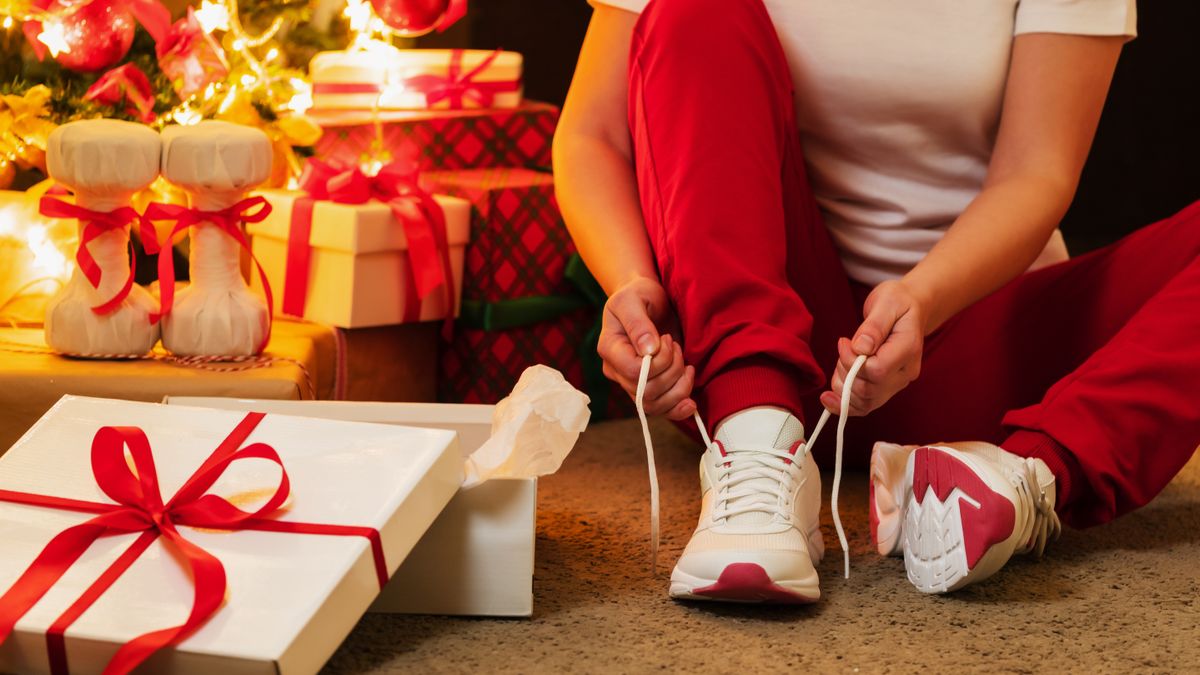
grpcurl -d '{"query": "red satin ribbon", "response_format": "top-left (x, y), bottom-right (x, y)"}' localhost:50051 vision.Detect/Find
top-left (38, 197), bottom-right (161, 316)
top-left (284, 159), bottom-right (456, 337)
top-left (404, 49), bottom-right (521, 110)
top-left (143, 197), bottom-right (275, 353)
top-left (311, 82), bottom-right (385, 96)
top-left (0, 412), bottom-right (390, 675)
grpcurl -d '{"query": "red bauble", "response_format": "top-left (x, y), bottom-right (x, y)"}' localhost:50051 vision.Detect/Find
top-left (369, 0), bottom-right (451, 36)
top-left (25, 0), bottom-right (136, 73)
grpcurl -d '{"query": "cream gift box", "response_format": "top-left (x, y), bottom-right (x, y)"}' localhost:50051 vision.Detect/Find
top-left (310, 48), bottom-right (523, 112)
top-left (0, 396), bottom-right (463, 674)
top-left (163, 397), bottom-right (536, 618)
top-left (248, 189), bottom-right (470, 329)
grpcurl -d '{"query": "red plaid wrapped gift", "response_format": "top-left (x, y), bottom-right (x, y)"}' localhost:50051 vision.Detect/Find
top-left (310, 102), bottom-right (558, 172)
top-left (422, 167), bottom-right (632, 419)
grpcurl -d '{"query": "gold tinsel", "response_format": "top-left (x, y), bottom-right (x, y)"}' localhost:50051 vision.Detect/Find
top-left (0, 86), bottom-right (58, 186)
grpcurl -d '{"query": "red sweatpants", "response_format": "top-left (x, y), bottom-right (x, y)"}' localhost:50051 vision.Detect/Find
top-left (627, 0), bottom-right (1200, 528)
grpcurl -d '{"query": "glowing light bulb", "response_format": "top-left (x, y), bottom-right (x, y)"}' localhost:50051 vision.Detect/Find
top-left (286, 79), bottom-right (313, 114)
top-left (3, 16), bottom-right (14, 30)
top-left (37, 21), bottom-right (71, 57)
top-left (173, 105), bottom-right (203, 125)
top-left (26, 224), bottom-right (70, 279)
top-left (344, 0), bottom-right (372, 33)
top-left (194, 0), bottom-right (230, 33)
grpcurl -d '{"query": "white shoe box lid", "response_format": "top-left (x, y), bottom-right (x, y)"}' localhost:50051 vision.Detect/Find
top-left (0, 396), bottom-right (463, 674)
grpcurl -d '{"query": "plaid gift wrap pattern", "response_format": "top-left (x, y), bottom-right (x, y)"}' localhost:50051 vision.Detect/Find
top-left (312, 102), bottom-right (558, 172)
top-left (424, 167), bottom-right (633, 419)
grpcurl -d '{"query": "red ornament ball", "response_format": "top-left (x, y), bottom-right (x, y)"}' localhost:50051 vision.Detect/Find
top-left (369, 0), bottom-right (451, 36)
top-left (29, 0), bottom-right (136, 73)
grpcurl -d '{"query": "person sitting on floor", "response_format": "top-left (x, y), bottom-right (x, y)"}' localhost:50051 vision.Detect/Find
top-left (554, 0), bottom-right (1199, 601)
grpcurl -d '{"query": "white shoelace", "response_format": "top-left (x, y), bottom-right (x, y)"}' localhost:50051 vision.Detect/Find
top-left (635, 353), bottom-right (868, 578)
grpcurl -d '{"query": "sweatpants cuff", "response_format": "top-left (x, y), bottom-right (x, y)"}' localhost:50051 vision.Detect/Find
top-left (1002, 429), bottom-right (1085, 515)
top-left (697, 357), bottom-right (808, 435)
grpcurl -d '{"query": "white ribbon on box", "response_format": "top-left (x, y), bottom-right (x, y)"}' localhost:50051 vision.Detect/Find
top-left (463, 365), bottom-right (591, 488)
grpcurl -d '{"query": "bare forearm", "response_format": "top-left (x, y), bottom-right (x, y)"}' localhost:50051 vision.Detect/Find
top-left (554, 134), bottom-right (657, 294)
top-left (903, 175), bottom-right (1073, 333)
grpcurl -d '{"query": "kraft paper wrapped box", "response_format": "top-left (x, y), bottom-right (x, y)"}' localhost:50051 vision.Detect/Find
top-left (0, 396), bottom-right (463, 675)
top-left (310, 102), bottom-right (558, 172)
top-left (421, 167), bottom-right (632, 419)
top-left (248, 188), bottom-right (471, 329)
top-left (0, 322), bottom-right (339, 454)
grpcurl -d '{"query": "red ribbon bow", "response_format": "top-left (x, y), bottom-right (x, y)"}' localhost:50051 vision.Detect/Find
top-left (284, 158), bottom-right (456, 337)
top-left (38, 196), bottom-right (161, 316)
top-left (142, 197), bottom-right (274, 353)
top-left (404, 49), bottom-right (521, 110)
top-left (0, 412), bottom-right (389, 675)
top-left (83, 63), bottom-right (158, 123)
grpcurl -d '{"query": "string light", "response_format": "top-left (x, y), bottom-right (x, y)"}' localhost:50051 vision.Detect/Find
top-left (2, 16), bottom-right (13, 29)
top-left (36, 21), bottom-right (71, 57)
top-left (171, 104), bottom-right (203, 126)
top-left (285, 77), bottom-right (313, 115)
top-left (193, 0), bottom-right (230, 33)
top-left (344, 0), bottom-right (396, 52)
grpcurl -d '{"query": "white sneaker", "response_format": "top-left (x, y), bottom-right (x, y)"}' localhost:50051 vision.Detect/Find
top-left (668, 409), bottom-right (824, 603)
top-left (870, 441), bottom-right (1062, 593)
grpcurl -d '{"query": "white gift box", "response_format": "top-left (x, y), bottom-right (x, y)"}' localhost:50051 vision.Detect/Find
top-left (248, 190), bottom-right (471, 329)
top-left (0, 396), bottom-right (463, 675)
top-left (163, 397), bottom-right (536, 618)
top-left (310, 48), bottom-right (523, 112)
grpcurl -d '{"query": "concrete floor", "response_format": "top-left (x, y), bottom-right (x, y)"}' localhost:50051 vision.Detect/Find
top-left (325, 417), bottom-right (1200, 673)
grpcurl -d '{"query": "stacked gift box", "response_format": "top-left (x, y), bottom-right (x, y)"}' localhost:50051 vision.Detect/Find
top-left (258, 46), bottom-right (630, 419)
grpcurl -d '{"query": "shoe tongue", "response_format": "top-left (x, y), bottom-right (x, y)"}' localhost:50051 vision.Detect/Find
top-left (714, 408), bottom-right (804, 449)
top-left (712, 409), bottom-right (805, 527)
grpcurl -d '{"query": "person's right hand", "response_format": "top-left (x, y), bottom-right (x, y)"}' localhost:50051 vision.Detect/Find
top-left (598, 275), bottom-right (696, 420)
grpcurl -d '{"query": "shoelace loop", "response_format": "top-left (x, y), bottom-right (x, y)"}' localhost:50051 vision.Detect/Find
top-left (1018, 458), bottom-right (1063, 556)
top-left (634, 353), bottom-right (867, 578)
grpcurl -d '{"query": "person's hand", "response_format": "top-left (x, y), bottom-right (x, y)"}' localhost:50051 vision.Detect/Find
top-left (598, 275), bottom-right (696, 420)
top-left (821, 279), bottom-right (927, 416)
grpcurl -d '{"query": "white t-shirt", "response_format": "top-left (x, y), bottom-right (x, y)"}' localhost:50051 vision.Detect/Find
top-left (592, 0), bottom-right (1138, 284)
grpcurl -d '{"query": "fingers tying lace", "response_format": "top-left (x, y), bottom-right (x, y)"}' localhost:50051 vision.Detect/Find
top-left (634, 352), bottom-right (868, 578)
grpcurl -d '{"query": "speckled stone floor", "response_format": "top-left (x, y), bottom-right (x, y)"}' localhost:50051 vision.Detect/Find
top-left (325, 418), bottom-right (1200, 674)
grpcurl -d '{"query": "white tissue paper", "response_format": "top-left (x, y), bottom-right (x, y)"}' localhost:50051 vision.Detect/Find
top-left (43, 119), bottom-right (162, 357)
top-left (462, 365), bottom-right (591, 488)
top-left (159, 121), bottom-right (273, 357)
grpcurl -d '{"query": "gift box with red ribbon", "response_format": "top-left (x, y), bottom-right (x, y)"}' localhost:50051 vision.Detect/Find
top-left (310, 101), bottom-right (558, 173)
top-left (421, 167), bottom-right (632, 419)
top-left (0, 395), bottom-right (461, 675)
top-left (310, 48), bottom-right (523, 112)
top-left (248, 159), bottom-right (471, 330)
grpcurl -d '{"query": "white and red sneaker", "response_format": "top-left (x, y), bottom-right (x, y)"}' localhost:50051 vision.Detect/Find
top-left (669, 409), bottom-right (824, 603)
top-left (870, 441), bottom-right (1062, 593)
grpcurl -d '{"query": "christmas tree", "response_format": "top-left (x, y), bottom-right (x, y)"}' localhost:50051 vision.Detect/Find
top-left (0, 0), bottom-right (463, 191)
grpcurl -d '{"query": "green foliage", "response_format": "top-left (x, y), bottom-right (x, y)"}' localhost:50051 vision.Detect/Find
top-left (0, 26), bottom-right (175, 124)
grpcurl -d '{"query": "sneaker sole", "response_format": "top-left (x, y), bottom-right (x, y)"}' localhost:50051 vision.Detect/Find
top-left (669, 563), bottom-right (820, 604)
top-left (894, 446), bottom-right (1020, 594)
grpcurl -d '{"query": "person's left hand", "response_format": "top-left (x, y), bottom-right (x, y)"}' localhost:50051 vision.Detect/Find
top-left (821, 279), bottom-right (928, 416)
